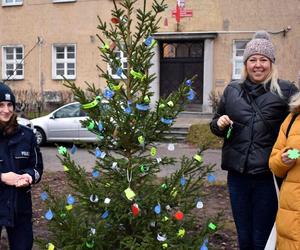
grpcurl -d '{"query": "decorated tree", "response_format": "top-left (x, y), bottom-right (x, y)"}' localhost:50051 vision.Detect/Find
top-left (39, 0), bottom-right (219, 249)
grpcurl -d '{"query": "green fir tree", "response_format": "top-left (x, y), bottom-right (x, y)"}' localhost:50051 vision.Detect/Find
top-left (39, 0), bottom-right (219, 249)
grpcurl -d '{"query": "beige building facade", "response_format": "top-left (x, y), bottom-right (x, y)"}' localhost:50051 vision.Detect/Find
top-left (1, 0), bottom-right (300, 111)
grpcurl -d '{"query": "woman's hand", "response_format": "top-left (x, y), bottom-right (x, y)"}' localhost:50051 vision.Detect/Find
top-left (1, 172), bottom-right (32, 187)
top-left (281, 151), bottom-right (297, 168)
top-left (217, 115), bottom-right (233, 131)
top-left (1, 172), bottom-right (22, 186)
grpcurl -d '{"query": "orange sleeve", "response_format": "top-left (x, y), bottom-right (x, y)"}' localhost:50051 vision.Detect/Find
top-left (269, 114), bottom-right (293, 178)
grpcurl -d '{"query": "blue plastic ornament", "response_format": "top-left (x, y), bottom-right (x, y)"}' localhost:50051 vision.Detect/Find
top-left (116, 67), bottom-right (123, 77)
top-left (144, 36), bottom-right (153, 46)
top-left (92, 170), bottom-right (100, 178)
top-left (124, 106), bottom-right (132, 114)
top-left (187, 89), bottom-right (196, 101)
top-left (95, 148), bottom-right (102, 158)
top-left (180, 176), bottom-right (186, 186)
top-left (207, 174), bottom-right (216, 183)
top-left (136, 103), bottom-right (150, 111)
top-left (101, 210), bottom-right (109, 219)
top-left (160, 117), bottom-right (173, 125)
top-left (200, 238), bottom-right (208, 250)
top-left (70, 144), bottom-right (77, 154)
top-left (98, 121), bottom-right (104, 131)
top-left (45, 209), bottom-right (54, 220)
top-left (186, 79), bottom-right (192, 86)
top-left (103, 88), bottom-right (115, 99)
top-left (67, 194), bottom-right (75, 205)
top-left (40, 191), bottom-right (48, 201)
top-left (154, 204), bottom-right (161, 214)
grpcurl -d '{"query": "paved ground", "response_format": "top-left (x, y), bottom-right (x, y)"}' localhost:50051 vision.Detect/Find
top-left (40, 142), bottom-right (226, 182)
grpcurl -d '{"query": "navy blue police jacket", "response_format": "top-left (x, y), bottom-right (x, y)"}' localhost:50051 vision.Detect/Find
top-left (0, 125), bottom-right (43, 226)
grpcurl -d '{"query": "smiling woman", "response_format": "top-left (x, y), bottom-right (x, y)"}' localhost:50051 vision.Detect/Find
top-left (0, 82), bottom-right (43, 250)
top-left (210, 31), bottom-right (298, 249)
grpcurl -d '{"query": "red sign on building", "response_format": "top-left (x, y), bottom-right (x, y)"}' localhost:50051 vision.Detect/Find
top-left (172, 9), bottom-right (193, 18)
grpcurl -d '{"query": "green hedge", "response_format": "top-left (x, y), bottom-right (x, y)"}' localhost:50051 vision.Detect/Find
top-left (187, 123), bottom-right (223, 149)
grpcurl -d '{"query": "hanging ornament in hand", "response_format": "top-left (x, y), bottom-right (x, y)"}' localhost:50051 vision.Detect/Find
top-left (287, 149), bottom-right (300, 159)
top-left (226, 123), bottom-right (233, 139)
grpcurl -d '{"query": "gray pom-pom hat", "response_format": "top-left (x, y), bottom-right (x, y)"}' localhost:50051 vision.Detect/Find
top-left (243, 31), bottom-right (275, 63)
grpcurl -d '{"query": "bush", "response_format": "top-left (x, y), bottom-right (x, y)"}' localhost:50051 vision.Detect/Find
top-left (187, 123), bottom-right (223, 149)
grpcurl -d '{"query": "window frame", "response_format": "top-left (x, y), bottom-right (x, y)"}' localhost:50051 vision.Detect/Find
top-left (52, 43), bottom-right (76, 80)
top-left (232, 40), bottom-right (249, 80)
top-left (2, 0), bottom-right (23, 7)
top-left (107, 46), bottom-right (128, 80)
top-left (1, 45), bottom-right (24, 80)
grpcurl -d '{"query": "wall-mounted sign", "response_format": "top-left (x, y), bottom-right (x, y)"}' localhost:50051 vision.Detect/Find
top-left (172, 9), bottom-right (193, 18)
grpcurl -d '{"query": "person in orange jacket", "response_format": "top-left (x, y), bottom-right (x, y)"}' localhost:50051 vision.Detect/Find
top-left (269, 92), bottom-right (300, 249)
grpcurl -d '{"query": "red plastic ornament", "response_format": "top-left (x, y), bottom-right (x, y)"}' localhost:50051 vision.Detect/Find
top-left (131, 203), bottom-right (139, 217)
top-left (111, 17), bottom-right (119, 24)
top-left (174, 211), bottom-right (184, 221)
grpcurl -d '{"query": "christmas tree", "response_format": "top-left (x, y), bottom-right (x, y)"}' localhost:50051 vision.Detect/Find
top-left (39, 0), bottom-right (218, 249)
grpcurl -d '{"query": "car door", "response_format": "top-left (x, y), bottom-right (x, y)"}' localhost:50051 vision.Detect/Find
top-left (47, 103), bottom-right (82, 141)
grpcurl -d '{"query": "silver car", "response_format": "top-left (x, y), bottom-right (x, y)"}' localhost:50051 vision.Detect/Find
top-left (30, 102), bottom-right (97, 145)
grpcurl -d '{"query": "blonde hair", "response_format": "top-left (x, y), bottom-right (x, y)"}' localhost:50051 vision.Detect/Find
top-left (289, 92), bottom-right (300, 113)
top-left (241, 63), bottom-right (282, 97)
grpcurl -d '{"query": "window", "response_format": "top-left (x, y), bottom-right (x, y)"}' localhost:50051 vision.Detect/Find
top-left (162, 42), bottom-right (203, 59)
top-left (107, 46), bottom-right (127, 79)
top-left (2, 45), bottom-right (24, 80)
top-left (54, 103), bottom-right (82, 118)
top-left (52, 44), bottom-right (76, 80)
top-left (232, 40), bottom-right (249, 79)
top-left (2, 0), bottom-right (22, 6)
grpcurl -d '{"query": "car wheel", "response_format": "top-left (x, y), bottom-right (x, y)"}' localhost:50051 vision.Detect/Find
top-left (35, 127), bottom-right (46, 146)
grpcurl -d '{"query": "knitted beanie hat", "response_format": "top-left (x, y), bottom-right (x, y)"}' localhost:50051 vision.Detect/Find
top-left (243, 31), bottom-right (275, 63)
top-left (0, 82), bottom-right (16, 109)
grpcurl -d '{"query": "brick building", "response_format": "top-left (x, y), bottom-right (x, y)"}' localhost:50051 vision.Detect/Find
top-left (1, 0), bottom-right (299, 111)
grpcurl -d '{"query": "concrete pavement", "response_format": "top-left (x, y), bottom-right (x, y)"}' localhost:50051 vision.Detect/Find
top-left (40, 143), bottom-right (226, 182)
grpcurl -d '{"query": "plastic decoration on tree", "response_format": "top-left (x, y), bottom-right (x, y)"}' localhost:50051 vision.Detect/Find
top-left (39, 0), bottom-right (218, 249)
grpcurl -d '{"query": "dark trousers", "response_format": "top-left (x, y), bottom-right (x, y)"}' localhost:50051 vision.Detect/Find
top-left (227, 171), bottom-right (277, 250)
top-left (1, 214), bottom-right (33, 250)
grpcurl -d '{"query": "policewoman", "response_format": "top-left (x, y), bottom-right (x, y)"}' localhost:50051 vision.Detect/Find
top-left (0, 82), bottom-right (43, 250)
